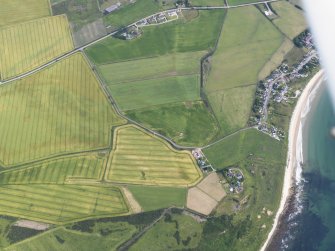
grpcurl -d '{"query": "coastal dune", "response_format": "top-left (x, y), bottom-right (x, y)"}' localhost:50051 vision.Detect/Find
top-left (260, 70), bottom-right (324, 251)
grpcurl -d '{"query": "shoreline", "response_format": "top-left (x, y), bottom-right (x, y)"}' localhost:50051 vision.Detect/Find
top-left (260, 69), bottom-right (325, 251)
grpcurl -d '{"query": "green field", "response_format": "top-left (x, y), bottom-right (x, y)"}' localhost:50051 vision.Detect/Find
top-left (190, 0), bottom-right (224, 6)
top-left (109, 74), bottom-right (200, 111)
top-left (52, 0), bottom-right (102, 31)
top-left (127, 185), bottom-right (187, 211)
top-left (228, 0), bottom-right (266, 5)
top-left (129, 213), bottom-right (203, 250)
top-left (0, 185), bottom-right (128, 224)
top-left (97, 51), bottom-right (205, 84)
top-left (271, 1), bottom-right (307, 39)
top-left (6, 223), bottom-right (136, 251)
top-left (106, 125), bottom-right (202, 186)
top-left (201, 129), bottom-right (286, 250)
top-left (0, 15), bottom-right (74, 79)
top-left (205, 6), bottom-right (283, 135)
top-left (127, 101), bottom-right (220, 146)
top-left (86, 10), bottom-right (225, 64)
top-left (0, 152), bottom-right (108, 185)
top-left (207, 85), bottom-right (256, 135)
top-left (258, 38), bottom-right (294, 80)
top-left (0, 0), bottom-right (50, 27)
top-left (0, 53), bottom-right (125, 166)
top-left (104, 0), bottom-right (161, 30)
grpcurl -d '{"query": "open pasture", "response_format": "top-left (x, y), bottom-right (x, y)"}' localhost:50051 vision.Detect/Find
top-left (109, 75), bottom-right (200, 111)
top-left (106, 125), bottom-right (202, 186)
top-left (0, 152), bottom-right (108, 185)
top-left (0, 15), bottom-right (74, 80)
top-left (271, 1), bottom-right (307, 39)
top-left (127, 185), bottom-right (187, 211)
top-left (0, 53), bottom-right (125, 167)
top-left (6, 223), bottom-right (136, 251)
top-left (228, 0), bottom-right (266, 5)
top-left (86, 10), bottom-right (225, 64)
top-left (98, 51), bottom-right (205, 84)
top-left (103, 0), bottom-right (162, 30)
top-left (205, 7), bottom-right (282, 135)
top-left (127, 101), bottom-right (219, 146)
top-left (190, 0), bottom-right (224, 6)
top-left (0, 185), bottom-right (128, 224)
top-left (0, 0), bottom-right (50, 27)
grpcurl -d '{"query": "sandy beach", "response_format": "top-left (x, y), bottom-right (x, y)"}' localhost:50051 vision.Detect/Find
top-left (260, 70), bottom-right (325, 251)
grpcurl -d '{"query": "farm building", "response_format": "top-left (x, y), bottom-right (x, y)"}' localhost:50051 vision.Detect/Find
top-left (104, 3), bottom-right (121, 14)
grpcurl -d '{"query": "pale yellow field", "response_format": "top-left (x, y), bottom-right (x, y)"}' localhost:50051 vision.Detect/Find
top-left (0, 0), bottom-right (50, 27)
top-left (106, 125), bottom-right (202, 186)
top-left (0, 53), bottom-right (125, 167)
top-left (0, 15), bottom-right (74, 80)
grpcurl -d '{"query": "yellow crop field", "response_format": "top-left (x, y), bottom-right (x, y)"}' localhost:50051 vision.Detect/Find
top-left (0, 53), bottom-right (125, 167)
top-left (106, 125), bottom-right (202, 186)
top-left (0, 152), bottom-right (109, 185)
top-left (0, 0), bottom-right (50, 27)
top-left (0, 184), bottom-right (128, 224)
top-left (0, 15), bottom-right (74, 80)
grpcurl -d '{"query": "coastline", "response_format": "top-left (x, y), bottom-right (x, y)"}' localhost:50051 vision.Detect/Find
top-left (260, 69), bottom-right (325, 251)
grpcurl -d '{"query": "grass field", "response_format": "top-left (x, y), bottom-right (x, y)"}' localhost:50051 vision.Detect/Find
top-left (207, 85), bottom-right (256, 135)
top-left (0, 0), bottom-right (50, 27)
top-left (127, 101), bottom-right (219, 146)
top-left (228, 0), bottom-right (266, 5)
top-left (190, 0), bottom-right (224, 6)
top-left (0, 152), bottom-right (108, 185)
top-left (271, 1), bottom-right (307, 39)
top-left (129, 213), bottom-right (203, 250)
top-left (6, 223), bottom-right (136, 251)
top-left (104, 0), bottom-right (161, 30)
top-left (97, 51), bottom-right (205, 84)
top-left (127, 185), bottom-right (187, 211)
top-left (52, 0), bottom-right (102, 31)
top-left (0, 15), bottom-right (74, 80)
top-left (258, 38), bottom-right (294, 80)
top-left (86, 10), bottom-right (225, 64)
top-left (106, 125), bottom-right (202, 186)
top-left (0, 53), bottom-right (125, 167)
top-left (0, 185), bottom-right (128, 224)
top-left (205, 6), bottom-right (283, 135)
top-left (201, 129), bottom-right (286, 250)
top-left (109, 74), bottom-right (200, 111)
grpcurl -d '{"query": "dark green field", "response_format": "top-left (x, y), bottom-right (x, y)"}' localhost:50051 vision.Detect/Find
top-left (85, 10), bottom-right (225, 64)
top-left (127, 101), bottom-right (220, 146)
top-left (127, 185), bottom-right (187, 211)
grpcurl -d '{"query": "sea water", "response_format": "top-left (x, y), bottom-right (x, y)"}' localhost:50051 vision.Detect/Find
top-left (283, 84), bottom-right (335, 251)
